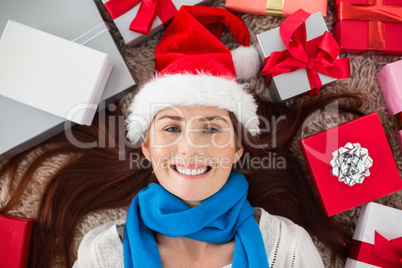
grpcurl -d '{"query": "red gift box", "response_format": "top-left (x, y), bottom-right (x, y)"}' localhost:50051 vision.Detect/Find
top-left (0, 214), bottom-right (34, 268)
top-left (299, 113), bottom-right (402, 216)
top-left (333, 0), bottom-right (402, 56)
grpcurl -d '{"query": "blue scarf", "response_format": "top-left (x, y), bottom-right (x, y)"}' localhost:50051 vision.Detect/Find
top-left (123, 172), bottom-right (269, 267)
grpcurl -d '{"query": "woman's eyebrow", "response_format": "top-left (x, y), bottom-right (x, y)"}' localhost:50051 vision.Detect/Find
top-left (199, 116), bottom-right (229, 123)
top-left (156, 115), bottom-right (183, 121)
top-left (156, 115), bottom-right (228, 122)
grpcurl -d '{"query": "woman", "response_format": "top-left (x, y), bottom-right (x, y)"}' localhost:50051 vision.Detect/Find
top-left (74, 104), bottom-right (323, 267)
top-left (71, 6), bottom-right (340, 267)
top-left (0, 6), bottom-right (362, 268)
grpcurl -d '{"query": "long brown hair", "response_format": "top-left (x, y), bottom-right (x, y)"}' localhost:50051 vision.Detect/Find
top-left (0, 92), bottom-right (364, 267)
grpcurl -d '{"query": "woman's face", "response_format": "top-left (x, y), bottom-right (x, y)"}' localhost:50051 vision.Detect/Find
top-left (142, 106), bottom-right (243, 207)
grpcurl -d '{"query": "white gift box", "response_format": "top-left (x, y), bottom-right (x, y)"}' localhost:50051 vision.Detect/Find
top-left (0, 20), bottom-right (113, 126)
top-left (102, 0), bottom-right (214, 46)
top-left (345, 202), bottom-right (402, 268)
top-left (256, 12), bottom-right (336, 102)
top-left (0, 0), bottom-right (136, 163)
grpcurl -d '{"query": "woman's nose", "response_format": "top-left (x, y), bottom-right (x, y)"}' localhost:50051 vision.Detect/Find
top-left (176, 130), bottom-right (207, 156)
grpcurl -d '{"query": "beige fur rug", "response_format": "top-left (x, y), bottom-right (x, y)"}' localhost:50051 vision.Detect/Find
top-left (1, 0), bottom-right (402, 267)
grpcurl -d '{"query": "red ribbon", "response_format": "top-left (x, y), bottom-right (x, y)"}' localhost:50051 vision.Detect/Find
top-left (261, 9), bottom-right (350, 96)
top-left (349, 231), bottom-right (402, 267)
top-left (336, 0), bottom-right (402, 50)
top-left (104, 0), bottom-right (178, 35)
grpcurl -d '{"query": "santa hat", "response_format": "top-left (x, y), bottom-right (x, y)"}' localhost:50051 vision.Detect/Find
top-left (127, 6), bottom-right (261, 144)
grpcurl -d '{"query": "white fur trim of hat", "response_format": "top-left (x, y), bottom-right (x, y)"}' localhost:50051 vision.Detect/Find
top-left (127, 73), bottom-right (260, 144)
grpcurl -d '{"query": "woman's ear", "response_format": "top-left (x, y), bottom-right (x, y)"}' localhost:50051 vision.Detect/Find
top-left (141, 143), bottom-right (151, 161)
top-left (234, 146), bottom-right (244, 163)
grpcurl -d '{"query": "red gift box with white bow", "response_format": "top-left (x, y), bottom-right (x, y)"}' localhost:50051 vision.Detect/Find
top-left (299, 112), bottom-right (402, 216)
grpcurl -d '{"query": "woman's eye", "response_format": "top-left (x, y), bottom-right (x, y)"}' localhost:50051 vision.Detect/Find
top-left (164, 126), bottom-right (181, 133)
top-left (204, 127), bottom-right (220, 133)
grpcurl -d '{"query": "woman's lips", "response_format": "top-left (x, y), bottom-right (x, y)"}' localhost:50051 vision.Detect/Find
top-left (170, 164), bottom-right (212, 179)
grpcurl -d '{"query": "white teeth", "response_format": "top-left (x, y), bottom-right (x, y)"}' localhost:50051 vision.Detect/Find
top-left (175, 166), bottom-right (208, 176)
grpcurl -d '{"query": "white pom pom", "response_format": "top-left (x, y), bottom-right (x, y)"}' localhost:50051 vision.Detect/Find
top-left (231, 45), bottom-right (261, 80)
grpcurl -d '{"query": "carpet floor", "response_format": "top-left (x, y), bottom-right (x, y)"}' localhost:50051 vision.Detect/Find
top-left (1, 0), bottom-right (401, 267)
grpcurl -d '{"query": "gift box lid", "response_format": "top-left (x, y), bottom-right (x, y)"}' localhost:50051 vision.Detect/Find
top-left (0, 20), bottom-right (113, 126)
top-left (256, 12), bottom-right (328, 57)
top-left (353, 202), bottom-right (402, 243)
top-left (299, 112), bottom-right (402, 216)
top-left (102, 0), bottom-right (214, 46)
top-left (345, 202), bottom-right (402, 268)
top-left (0, 0), bottom-right (136, 163)
top-left (0, 0), bottom-right (135, 106)
top-left (333, 0), bottom-right (402, 56)
top-left (377, 60), bottom-right (402, 116)
top-left (0, 214), bottom-right (34, 268)
top-left (256, 12), bottom-right (338, 102)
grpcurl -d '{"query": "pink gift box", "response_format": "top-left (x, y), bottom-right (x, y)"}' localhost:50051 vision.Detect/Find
top-left (299, 113), bottom-right (402, 216)
top-left (377, 60), bottom-right (402, 149)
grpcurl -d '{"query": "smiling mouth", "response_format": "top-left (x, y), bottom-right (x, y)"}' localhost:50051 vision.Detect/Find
top-left (171, 165), bottom-right (212, 176)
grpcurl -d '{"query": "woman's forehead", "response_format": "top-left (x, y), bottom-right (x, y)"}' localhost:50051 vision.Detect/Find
top-left (155, 105), bottom-right (229, 120)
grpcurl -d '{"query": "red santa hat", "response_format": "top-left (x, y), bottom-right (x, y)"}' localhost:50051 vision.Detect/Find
top-left (127, 6), bottom-right (261, 144)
